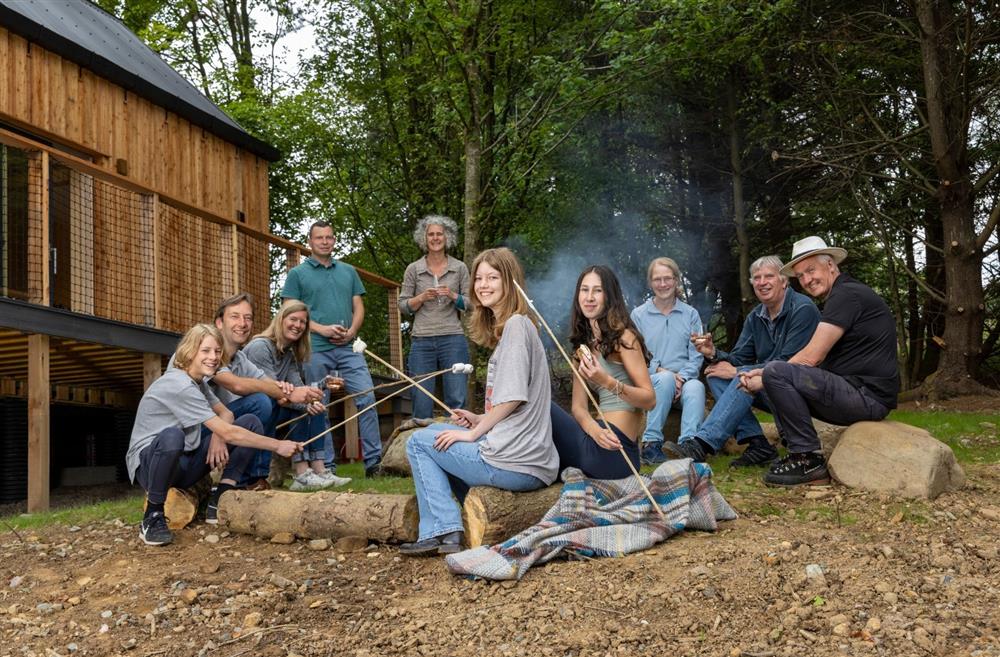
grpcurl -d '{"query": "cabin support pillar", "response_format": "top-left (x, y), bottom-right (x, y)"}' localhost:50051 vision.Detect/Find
top-left (143, 353), bottom-right (162, 391)
top-left (27, 334), bottom-right (50, 513)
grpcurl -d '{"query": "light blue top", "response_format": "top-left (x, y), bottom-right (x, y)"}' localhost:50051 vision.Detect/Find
top-left (629, 298), bottom-right (704, 381)
top-left (281, 256), bottom-right (367, 354)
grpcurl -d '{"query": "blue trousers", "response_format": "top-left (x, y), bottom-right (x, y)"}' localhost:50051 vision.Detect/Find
top-left (691, 369), bottom-right (772, 452)
top-left (407, 334), bottom-right (469, 420)
top-left (267, 403), bottom-right (330, 465)
top-left (136, 415), bottom-right (259, 504)
top-left (405, 424), bottom-right (544, 541)
top-left (226, 392), bottom-right (274, 483)
top-left (307, 346), bottom-right (383, 469)
top-left (643, 371), bottom-right (705, 444)
top-left (549, 403), bottom-right (639, 479)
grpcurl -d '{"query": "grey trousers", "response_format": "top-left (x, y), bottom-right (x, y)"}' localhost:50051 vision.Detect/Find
top-left (762, 361), bottom-right (889, 454)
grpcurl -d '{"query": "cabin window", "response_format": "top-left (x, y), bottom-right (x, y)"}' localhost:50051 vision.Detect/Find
top-left (0, 145), bottom-right (30, 301)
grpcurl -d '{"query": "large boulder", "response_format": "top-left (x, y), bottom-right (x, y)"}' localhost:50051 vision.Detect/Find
top-left (381, 416), bottom-right (451, 475)
top-left (827, 421), bottom-right (965, 499)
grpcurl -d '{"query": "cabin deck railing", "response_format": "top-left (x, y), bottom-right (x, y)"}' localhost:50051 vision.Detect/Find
top-left (0, 129), bottom-right (403, 373)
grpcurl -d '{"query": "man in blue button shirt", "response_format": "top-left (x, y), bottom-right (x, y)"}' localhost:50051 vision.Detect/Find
top-left (282, 221), bottom-right (384, 477)
top-left (667, 256), bottom-right (820, 466)
top-left (630, 257), bottom-right (706, 464)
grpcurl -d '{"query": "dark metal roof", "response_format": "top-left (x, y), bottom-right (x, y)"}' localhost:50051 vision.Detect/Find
top-left (0, 0), bottom-right (281, 162)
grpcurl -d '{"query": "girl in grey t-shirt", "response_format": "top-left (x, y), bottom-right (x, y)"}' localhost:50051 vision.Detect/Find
top-left (400, 247), bottom-right (558, 557)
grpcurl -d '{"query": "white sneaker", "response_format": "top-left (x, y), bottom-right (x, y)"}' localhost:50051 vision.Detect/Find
top-left (316, 470), bottom-right (352, 487)
top-left (289, 471), bottom-right (334, 491)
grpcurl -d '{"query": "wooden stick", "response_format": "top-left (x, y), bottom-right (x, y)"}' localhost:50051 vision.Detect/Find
top-left (299, 373), bottom-right (430, 448)
top-left (275, 368), bottom-right (450, 431)
top-left (512, 280), bottom-right (666, 521)
top-left (362, 349), bottom-right (456, 417)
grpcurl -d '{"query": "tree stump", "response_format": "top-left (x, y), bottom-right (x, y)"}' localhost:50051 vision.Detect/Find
top-left (143, 475), bottom-right (213, 530)
top-left (461, 485), bottom-right (563, 548)
top-left (218, 489), bottom-right (419, 543)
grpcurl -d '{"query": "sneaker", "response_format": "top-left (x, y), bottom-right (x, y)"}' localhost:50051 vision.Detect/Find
top-left (365, 462), bottom-right (388, 478)
top-left (139, 511), bottom-right (173, 546)
top-left (640, 442), bottom-right (667, 465)
top-left (763, 452), bottom-right (830, 487)
top-left (729, 436), bottom-right (779, 468)
top-left (316, 470), bottom-right (352, 487)
top-left (289, 470), bottom-right (335, 491)
top-left (663, 438), bottom-right (708, 463)
top-left (205, 498), bottom-right (219, 524)
top-left (246, 478), bottom-right (271, 491)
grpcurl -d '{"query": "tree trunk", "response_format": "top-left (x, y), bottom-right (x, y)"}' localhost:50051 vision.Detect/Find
top-left (218, 490), bottom-right (419, 543)
top-left (915, 0), bottom-right (986, 396)
top-left (462, 485), bottom-right (562, 548)
top-left (727, 82), bottom-right (753, 311)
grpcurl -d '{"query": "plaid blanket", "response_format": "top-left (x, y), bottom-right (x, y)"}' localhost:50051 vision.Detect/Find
top-left (445, 459), bottom-right (737, 580)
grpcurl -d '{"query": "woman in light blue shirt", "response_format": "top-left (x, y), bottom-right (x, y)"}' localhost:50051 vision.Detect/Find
top-left (629, 257), bottom-right (706, 464)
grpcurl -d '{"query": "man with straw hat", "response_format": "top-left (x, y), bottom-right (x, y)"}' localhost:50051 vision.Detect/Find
top-left (738, 236), bottom-right (899, 487)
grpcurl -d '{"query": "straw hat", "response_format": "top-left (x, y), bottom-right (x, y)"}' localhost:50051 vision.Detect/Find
top-left (779, 236), bottom-right (847, 276)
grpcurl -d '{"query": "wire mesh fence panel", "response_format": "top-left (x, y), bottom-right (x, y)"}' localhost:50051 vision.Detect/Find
top-left (238, 230), bottom-right (271, 327)
top-left (157, 203), bottom-right (231, 333)
top-left (0, 145), bottom-right (30, 301)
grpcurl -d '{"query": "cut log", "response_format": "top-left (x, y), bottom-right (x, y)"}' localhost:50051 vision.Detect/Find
top-left (143, 475), bottom-right (213, 530)
top-left (461, 485), bottom-right (562, 548)
top-left (218, 489), bottom-right (419, 543)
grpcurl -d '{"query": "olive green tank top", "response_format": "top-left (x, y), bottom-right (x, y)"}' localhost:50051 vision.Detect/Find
top-left (587, 351), bottom-right (639, 413)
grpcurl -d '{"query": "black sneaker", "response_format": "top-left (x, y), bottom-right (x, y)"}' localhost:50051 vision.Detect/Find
top-left (663, 439), bottom-right (708, 463)
top-left (399, 531), bottom-right (464, 557)
top-left (729, 436), bottom-right (779, 468)
top-left (640, 442), bottom-right (667, 465)
top-left (205, 498), bottom-right (219, 524)
top-left (365, 462), bottom-right (388, 478)
top-left (139, 511), bottom-right (173, 546)
top-left (763, 452), bottom-right (830, 487)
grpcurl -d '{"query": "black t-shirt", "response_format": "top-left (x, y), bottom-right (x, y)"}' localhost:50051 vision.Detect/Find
top-left (820, 273), bottom-right (899, 408)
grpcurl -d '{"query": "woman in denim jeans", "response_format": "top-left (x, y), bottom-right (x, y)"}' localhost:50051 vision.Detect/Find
top-left (400, 248), bottom-right (559, 557)
top-left (398, 215), bottom-right (471, 419)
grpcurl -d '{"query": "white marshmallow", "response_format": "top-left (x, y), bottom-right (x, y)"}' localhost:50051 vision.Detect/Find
top-left (352, 338), bottom-right (367, 354)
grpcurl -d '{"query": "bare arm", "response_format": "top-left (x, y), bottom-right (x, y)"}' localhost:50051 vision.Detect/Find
top-left (433, 400), bottom-right (522, 450)
top-left (788, 322), bottom-right (845, 367)
top-left (617, 332), bottom-right (656, 411)
top-left (203, 415), bottom-right (301, 457)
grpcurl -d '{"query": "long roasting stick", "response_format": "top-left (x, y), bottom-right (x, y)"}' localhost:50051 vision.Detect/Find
top-left (512, 280), bottom-right (666, 521)
top-left (355, 343), bottom-right (458, 418)
top-left (275, 368), bottom-right (451, 431)
top-left (300, 373), bottom-right (435, 448)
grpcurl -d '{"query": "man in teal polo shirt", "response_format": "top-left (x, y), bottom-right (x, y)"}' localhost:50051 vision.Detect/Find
top-left (282, 221), bottom-right (383, 477)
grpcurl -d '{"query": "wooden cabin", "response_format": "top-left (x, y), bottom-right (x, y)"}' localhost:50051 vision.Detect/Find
top-left (0, 1), bottom-right (403, 511)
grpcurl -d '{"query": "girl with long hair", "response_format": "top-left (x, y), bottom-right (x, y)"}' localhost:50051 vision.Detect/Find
top-left (550, 265), bottom-right (656, 478)
top-left (400, 247), bottom-right (559, 556)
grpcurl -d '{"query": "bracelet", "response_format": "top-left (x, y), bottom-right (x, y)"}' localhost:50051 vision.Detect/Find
top-left (608, 380), bottom-right (624, 398)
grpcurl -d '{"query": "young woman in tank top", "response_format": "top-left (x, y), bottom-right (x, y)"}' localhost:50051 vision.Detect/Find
top-left (550, 265), bottom-right (656, 478)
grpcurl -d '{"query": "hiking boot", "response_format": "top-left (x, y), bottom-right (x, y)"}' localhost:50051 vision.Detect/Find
top-left (399, 531), bottom-right (465, 557)
top-left (365, 462), bottom-right (388, 478)
top-left (663, 438), bottom-right (708, 463)
top-left (729, 436), bottom-right (779, 468)
top-left (640, 442), bottom-right (667, 465)
top-left (289, 470), bottom-right (334, 491)
top-left (763, 452), bottom-right (830, 487)
top-left (246, 478), bottom-right (270, 491)
top-left (316, 470), bottom-right (352, 487)
top-left (139, 511), bottom-right (173, 546)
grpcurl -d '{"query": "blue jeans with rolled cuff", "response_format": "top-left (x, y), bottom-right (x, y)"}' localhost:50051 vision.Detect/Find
top-left (405, 423), bottom-right (544, 541)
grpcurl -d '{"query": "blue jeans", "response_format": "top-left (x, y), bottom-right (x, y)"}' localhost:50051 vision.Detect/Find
top-left (405, 423), bottom-right (545, 541)
top-left (225, 393), bottom-right (273, 484)
top-left (307, 346), bottom-right (382, 469)
top-left (691, 369), bottom-right (773, 452)
top-left (763, 361), bottom-right (889, 453)
top-left (268, 403), bottom-right (330, 465)
top-left (643, 371), bottom-right (705, 445)
top-left (407, 334), bottom-right (470, 419)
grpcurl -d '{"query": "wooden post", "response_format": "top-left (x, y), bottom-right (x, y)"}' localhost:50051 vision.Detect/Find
top-left (27, 334), bottom-right (50, 513)
top-left (26, 150), bottom-right (50, 305)
top-left (140, 193), bottom-right (160, 327)
top-left (142, 353), bottom-right (162, 391)
top-left (387, 286), bottom-right (403, 371)
top-left (230, 225), bottom-right (240, 294)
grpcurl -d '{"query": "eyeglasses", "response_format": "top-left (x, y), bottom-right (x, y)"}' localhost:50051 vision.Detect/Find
top-left (651, 276), bottom-right (676, 285)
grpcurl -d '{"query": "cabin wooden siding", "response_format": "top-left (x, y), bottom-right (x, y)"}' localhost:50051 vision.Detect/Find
top-left (0, 27), bottom-right (270, 232)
